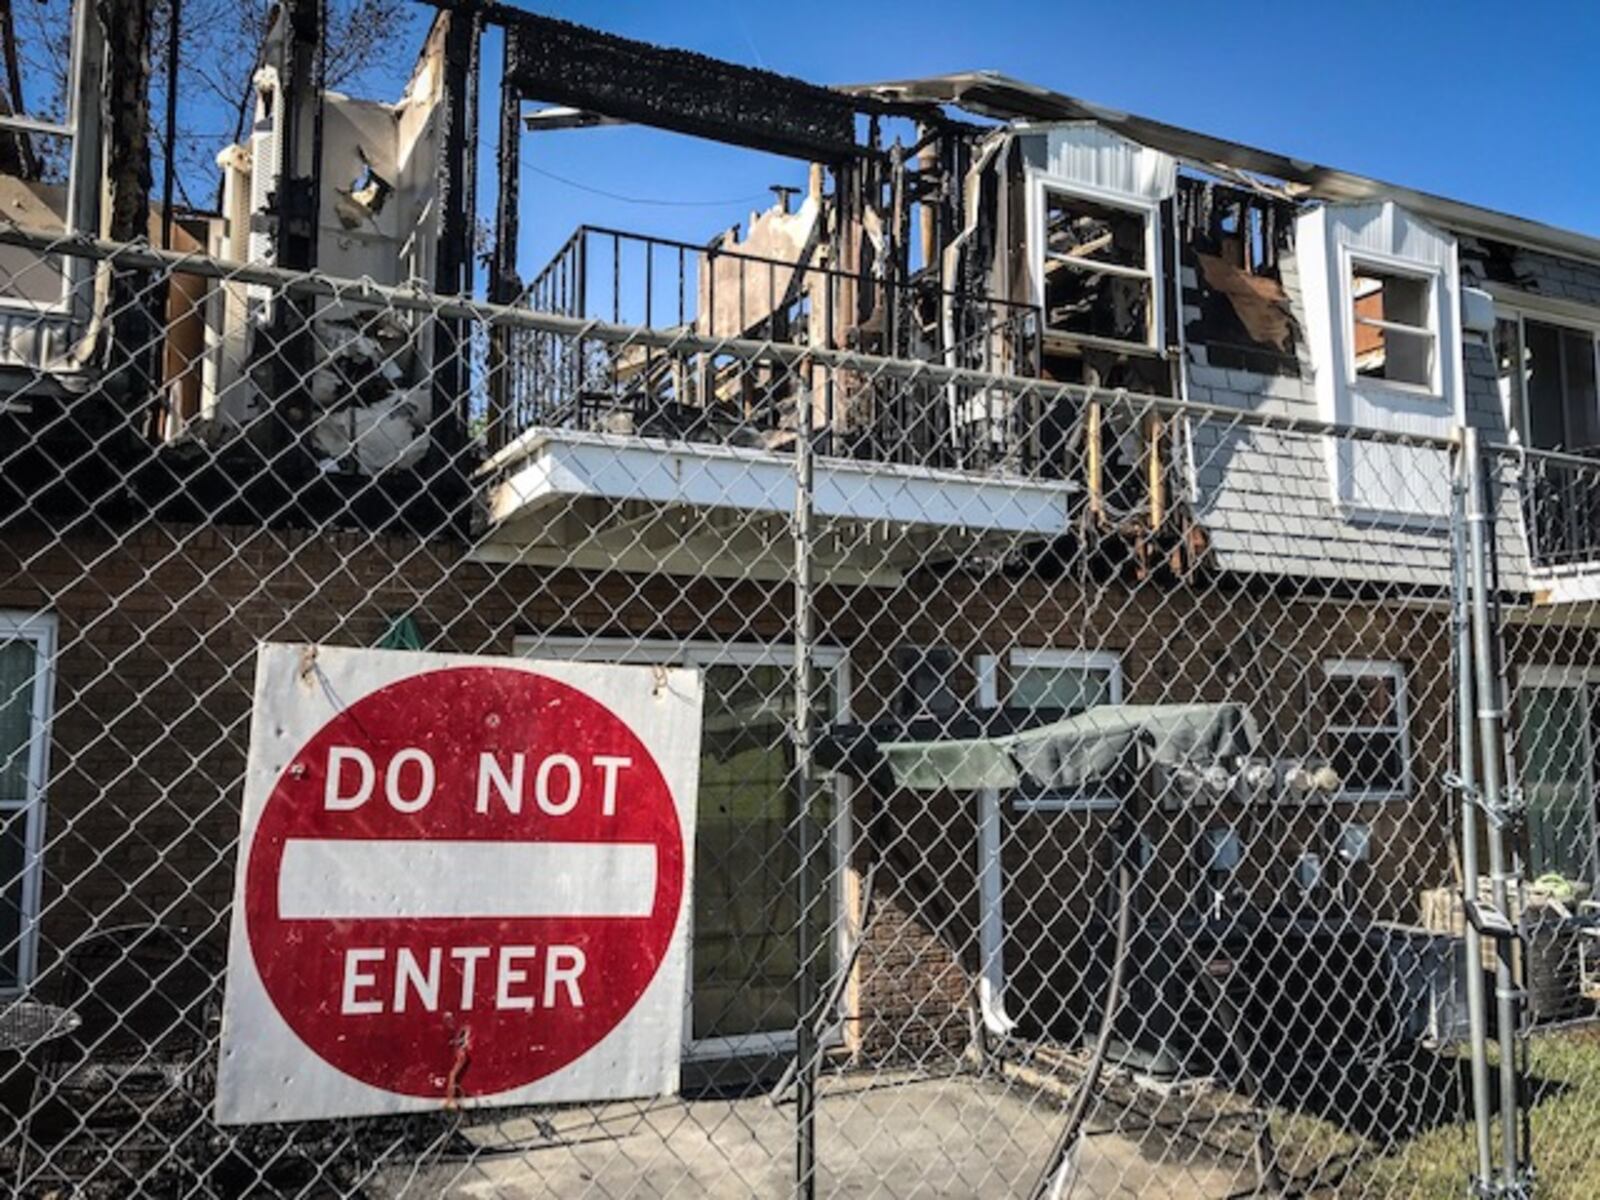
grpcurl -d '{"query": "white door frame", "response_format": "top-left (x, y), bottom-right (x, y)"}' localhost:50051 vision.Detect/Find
top-left (514, 635), bottom-right (855, 1061)
top-left (0, 610), bottom-right (57, 993)
top-left (1516, 664), bottom-right (1600, 881)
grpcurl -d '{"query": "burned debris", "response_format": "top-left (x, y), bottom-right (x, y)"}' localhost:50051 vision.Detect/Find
top-left (0, 0), bottom-right (1593, 587)
top-left (1179, 180), bottom-right (1302, 376)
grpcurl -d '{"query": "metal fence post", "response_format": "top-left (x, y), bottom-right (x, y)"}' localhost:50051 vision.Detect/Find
top-left (794, 343), bottom-right (819, 1200)
top-left (1462, 425), bottom-right (1530, 1194)
top-left (1451, 430), bottom-right (1497, 1190)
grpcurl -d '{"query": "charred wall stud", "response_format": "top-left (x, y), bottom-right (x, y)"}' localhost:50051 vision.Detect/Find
top-left (432, 6), bottom-right (482, 452)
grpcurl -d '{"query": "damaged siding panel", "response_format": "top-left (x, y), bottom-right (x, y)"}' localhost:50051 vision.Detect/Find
top-left (1178, 180), bottom-right (1303, 377)
top-left (1189, 418), bottom-right (1448, 587)
top-left (190, 16), bottom-right (447, 472)
top-left (1462, 237), bottom-right (1600, 311)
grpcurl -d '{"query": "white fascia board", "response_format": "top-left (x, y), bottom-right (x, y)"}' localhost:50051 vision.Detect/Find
top-left (488, 431), bottom-right (1075, 536)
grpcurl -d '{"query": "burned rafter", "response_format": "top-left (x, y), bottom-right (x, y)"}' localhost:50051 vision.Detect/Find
top-left (497, 9), bottom-right (867, 162)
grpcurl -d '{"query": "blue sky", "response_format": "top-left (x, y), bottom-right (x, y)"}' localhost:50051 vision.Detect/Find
top-left (387, 1), bottom-right (1600, 290)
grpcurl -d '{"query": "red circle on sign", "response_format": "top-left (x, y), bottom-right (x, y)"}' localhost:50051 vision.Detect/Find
top-left (244, 666), bottom-right (684, 1099)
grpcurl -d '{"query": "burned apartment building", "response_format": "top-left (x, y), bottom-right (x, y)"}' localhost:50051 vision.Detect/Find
top-left (5, 0), bottom-right (1600, 1119)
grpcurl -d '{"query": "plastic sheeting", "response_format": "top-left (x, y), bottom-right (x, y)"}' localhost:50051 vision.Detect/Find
top-left (878, 702), bottom-right (1259, 793)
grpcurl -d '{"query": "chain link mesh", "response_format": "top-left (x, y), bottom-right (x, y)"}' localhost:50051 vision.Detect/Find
top-left (0, 226), bottom-right (1592, 1197)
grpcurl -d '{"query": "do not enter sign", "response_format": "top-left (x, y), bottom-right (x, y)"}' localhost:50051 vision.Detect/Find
top-left (215, 643), bottom-right (701, 1125)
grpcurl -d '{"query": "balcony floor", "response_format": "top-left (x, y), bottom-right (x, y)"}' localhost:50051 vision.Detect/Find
top-left (476, 429), bottom-right (1077, 586)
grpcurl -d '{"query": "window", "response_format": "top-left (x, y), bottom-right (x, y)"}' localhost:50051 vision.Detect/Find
top-left (1321, 659), bottom-right (1410, 800)
top-left (1349, 263), bottom-right (1437, 389)
top-left (979, 647), bottom-right (1125, 811)
top-left (0, 2), bottom-right (98, 314)
top-left (891, 645), bottom-right (966, 722)
top-left (1039, 187), bottom-right (1157, 348)
top-left (0, 612), bottom-right (54, 992)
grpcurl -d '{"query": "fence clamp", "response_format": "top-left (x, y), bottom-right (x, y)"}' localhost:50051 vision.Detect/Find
top-left (1460, 893), bottom-right (1517, 944)
top-left (1446, 771), bottom-right (1526, 832)
top-left (1490, 784), bottom-right (1529, 835)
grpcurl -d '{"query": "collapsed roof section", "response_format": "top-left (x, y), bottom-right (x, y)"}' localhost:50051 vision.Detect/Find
top-left (841, 71), bottom-right (1600, 268)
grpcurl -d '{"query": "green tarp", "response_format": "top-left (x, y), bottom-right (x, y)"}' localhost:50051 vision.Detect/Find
top-left (878, 703), bottom-right (1260, 793)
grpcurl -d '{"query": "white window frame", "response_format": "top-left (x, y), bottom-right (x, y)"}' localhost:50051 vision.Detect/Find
top-left (1321, 657), bottom-right (1412, 803)
top-left (0, 0), bottom-right (101, 316)
top-left (511, 635), bottom-right (855, 1063)
top-left (1028, 175), bottom-right (1164, 352)
top-left (0, 610), bottom-right (56, 994)
top-left (976, 647), bottom-right (1125, 813)
top-left (1341, 249), bottom-right (1444, 399)
top-left (1493, 305), bottom-right (1600, 585)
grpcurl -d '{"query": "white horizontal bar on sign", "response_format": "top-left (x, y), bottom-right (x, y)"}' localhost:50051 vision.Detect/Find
top-left (276, 839), bottom-right (658, 921)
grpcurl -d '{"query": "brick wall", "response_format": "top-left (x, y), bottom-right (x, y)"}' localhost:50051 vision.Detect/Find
top-left (1, 515), bottom-right (1579, 1065)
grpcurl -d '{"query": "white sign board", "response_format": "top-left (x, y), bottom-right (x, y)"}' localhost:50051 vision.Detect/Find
top-left (215, 642), bottom-right (701, 1124)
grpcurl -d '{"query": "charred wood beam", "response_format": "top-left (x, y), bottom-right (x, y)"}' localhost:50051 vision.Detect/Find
top-left (432, 6), bottom-right (482, 450)
top-left (98, 0), bottom-right (160, 423)
top-left (100, 0), bottom-right (152, 244)
top-left (496, 8), bottom-right (862, 162)
top-left (266, 0), bottom-right (323, 454)
top-left (486, 26), bottom-right (522, 452)
top-left (274, 0), bottom-right (323, 273)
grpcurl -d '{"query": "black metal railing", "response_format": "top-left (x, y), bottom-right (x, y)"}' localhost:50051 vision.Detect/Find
top-left (496, 225), bottom-right (1053, 475)
top-left (1524, 451), bottom-right (1600, 569)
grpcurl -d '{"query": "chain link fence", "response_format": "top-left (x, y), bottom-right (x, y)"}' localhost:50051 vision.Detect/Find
top-left (0, 226), bottom-right (1594, 1197)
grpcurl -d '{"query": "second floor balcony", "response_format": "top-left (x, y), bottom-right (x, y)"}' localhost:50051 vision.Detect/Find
top-left (488, 225), bottom-right (1055, 472)
top-left (475, 224), bottom-right (1099, 583)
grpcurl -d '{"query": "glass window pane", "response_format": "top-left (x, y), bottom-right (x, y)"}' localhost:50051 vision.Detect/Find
top-left (0, 639), bottom-right (37, 802)
top-left (1045, 194), bottom-right (1146, 270)
top-left (1519, 685), bottom-right (1597, 882)
top-left (1010, 664), bottom-right (1112, 714)
top-left (1525, 319), bottom-right (1569, 451)
top-left (1326, 671), bottom-right (1397, 728)
top-left (1043, 268), bottom-right (1150, 343)
top-left (1563, 327), bottom-right (1600, 450)
top-left (1351, 268), bottom-right (1433, 386)
top-left (1353, 269), bottom-right (1429, 328)
top-left (1327, 730), bottom-right (1405, 792)
top-left (893, 645), bottom-right (962, 721)
top-left (1354, 323), bottom-right (1434, 386)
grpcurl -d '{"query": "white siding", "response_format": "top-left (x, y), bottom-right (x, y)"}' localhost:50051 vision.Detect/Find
top-left (1298, 202), bottom-right (1463, 523)
top-left (1019, 123), bottom-right (1177, 203)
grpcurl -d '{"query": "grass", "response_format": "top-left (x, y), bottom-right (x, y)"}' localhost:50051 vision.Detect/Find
top-left (1260, 1028), bottom-right (1600, 1198)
